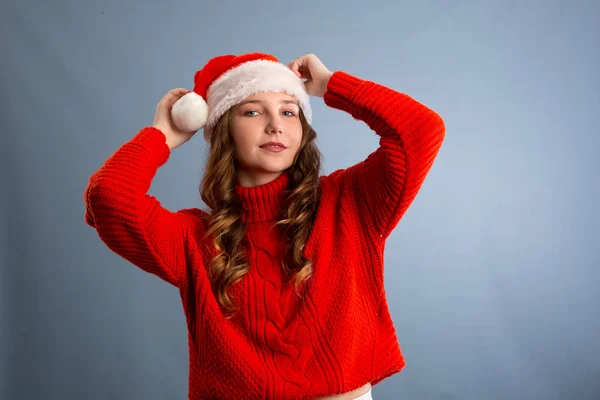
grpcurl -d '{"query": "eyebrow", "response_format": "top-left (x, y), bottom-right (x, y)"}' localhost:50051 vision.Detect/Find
top-left (237, 99), bottom-right (299, 106)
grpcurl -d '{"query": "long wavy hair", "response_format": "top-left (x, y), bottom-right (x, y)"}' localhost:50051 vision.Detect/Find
top-left (200, 104), bottom-right (322, 318)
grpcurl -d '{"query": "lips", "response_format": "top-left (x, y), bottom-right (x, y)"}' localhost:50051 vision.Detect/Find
top-left (259, 142), bottom-right (287, 149)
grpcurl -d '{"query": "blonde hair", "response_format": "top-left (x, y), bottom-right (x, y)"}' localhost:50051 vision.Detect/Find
top-left (200, 105), bottom-right (322, 318)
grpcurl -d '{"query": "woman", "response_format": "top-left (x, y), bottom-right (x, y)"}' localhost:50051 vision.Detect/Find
top-left (84, 52), bottom-right (445, 400)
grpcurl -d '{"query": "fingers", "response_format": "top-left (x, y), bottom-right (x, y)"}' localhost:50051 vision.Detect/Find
top-left (288, 54), bottom-right (322, 80)
top-left (160, 88), bottom-right (191, 108)
top-left (173, 88), bottom-right (191, 95)
top-left (288, 57), bottom-right (312, 80)
top-left (287, 58), bottom-right (302, 78)
top-left (168, 88), bottom-right (191, 100)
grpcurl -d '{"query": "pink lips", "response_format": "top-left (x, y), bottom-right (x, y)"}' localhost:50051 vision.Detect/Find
top-left (260, 145), bottom-right (286, 152)
top-left (259, 142), bottom-right (287, 152)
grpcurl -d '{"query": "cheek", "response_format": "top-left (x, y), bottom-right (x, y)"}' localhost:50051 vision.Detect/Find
top-left (233, 137), bottom-right (254, 161)
top-left (289, 124), bottom-right (303, 149)
top-left (231, 120), bottom-right (253, 149)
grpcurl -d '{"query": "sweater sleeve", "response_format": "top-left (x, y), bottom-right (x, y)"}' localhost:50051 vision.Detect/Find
top-left (323, 71), bottom-right (446, 241)
top-left (83, 126), bottom-right (195, 288)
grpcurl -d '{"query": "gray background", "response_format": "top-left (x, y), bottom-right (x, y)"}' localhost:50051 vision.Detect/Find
top-left (1, 0), bottom-right (598, 399)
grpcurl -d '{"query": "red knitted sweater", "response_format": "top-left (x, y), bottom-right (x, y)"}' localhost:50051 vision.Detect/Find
top-left (84, 70), bottom-right (445, 399)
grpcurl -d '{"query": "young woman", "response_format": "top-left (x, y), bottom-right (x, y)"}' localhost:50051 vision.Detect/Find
top-left (84, 52), bottom-right (445, 400)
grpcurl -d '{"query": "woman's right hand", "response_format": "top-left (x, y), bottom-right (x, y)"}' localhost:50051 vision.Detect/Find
top-left (152, 88), bottom-right (198, 150)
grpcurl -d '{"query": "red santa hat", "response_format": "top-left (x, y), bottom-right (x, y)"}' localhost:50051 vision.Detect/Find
top-left (171, 52), bottom-right (313, 142)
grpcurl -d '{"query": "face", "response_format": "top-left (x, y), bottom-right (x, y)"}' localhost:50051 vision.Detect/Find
top-left (230, 91), bottom-right (303, 187)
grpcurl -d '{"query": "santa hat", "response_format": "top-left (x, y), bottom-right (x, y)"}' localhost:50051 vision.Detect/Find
top-left (171, 52), bottom-right (313, 142)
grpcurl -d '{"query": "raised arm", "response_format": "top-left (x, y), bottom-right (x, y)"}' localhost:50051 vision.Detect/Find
top-left (84, 126), bottom-right (201, 288)
top-left (324, 70), bottom-right (446, 241)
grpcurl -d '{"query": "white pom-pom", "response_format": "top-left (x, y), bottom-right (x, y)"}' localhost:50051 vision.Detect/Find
top-left (171, 91), bottom-right (209, 132)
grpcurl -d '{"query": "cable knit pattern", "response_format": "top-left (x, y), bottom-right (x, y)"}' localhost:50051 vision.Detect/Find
top-left (83, 70), bottom-right (445, 399)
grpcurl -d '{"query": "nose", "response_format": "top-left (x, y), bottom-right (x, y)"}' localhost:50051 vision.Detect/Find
top-left (266, 115), bottom-right (284, 135)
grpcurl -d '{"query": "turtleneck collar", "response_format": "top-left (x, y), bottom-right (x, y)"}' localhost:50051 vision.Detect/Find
top-left (235, 171), bottom-right (290, 223)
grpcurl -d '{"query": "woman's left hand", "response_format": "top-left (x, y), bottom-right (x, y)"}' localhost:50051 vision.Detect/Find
top-left (288, 54), bottom-right (333, 98)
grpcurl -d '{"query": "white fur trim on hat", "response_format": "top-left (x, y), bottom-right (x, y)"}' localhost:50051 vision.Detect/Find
top-left (171, 91), bottom-right (209, 132)
top-left (205, 59), bottom-right (312, 135)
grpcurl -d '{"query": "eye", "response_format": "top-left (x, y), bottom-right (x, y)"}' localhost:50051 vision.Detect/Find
top-left (283, 110), bottom-right (296, 116)
top-left (244, 110), bottom-right (259, 116)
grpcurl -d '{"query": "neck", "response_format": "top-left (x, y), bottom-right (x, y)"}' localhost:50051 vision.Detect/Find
top-left (235, 170), bottom-right (286, 188)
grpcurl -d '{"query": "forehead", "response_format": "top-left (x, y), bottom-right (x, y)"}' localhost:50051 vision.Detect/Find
top-left (240, 91), bottom-right (298, 104)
